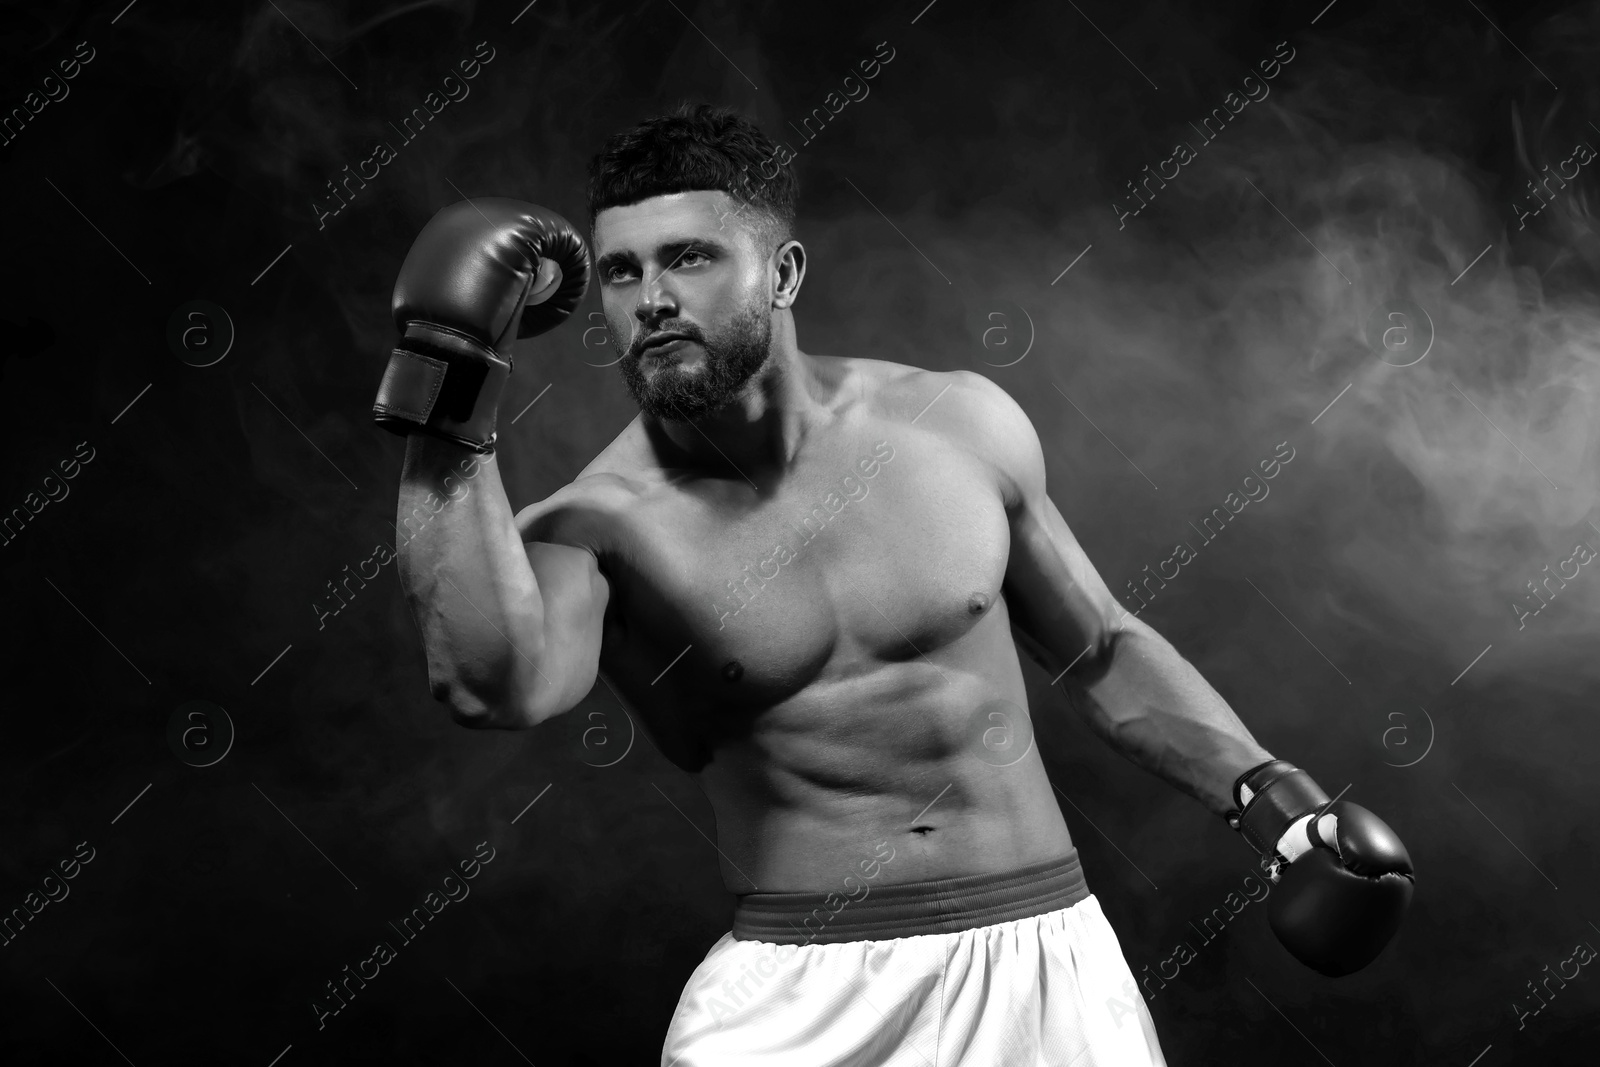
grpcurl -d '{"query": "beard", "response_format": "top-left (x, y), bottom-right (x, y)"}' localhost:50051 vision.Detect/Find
top-left (615, 299), bottom-right (772, 422)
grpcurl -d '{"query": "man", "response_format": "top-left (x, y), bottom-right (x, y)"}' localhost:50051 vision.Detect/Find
top-left (372, 103), bottom-right (1413, 1065)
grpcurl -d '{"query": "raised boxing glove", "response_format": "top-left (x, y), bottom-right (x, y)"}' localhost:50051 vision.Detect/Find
top-left (1227, 759), bottom-right (1415, 977)
top-left (372, 197), bottom-right (590, 453)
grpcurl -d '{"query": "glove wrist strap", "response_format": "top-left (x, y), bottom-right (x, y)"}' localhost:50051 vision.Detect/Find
top-left (1224, 759), bottom-right (1332, 860)
top-left (372, 322), bottom-right (511, 454)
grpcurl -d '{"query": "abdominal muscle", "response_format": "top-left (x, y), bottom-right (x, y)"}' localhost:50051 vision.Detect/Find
top-left (690, 658), bottom-right (1077, 895)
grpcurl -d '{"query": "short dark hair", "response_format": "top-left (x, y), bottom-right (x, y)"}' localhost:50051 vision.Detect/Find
top-left (585, 102), bottom-right (799, 253)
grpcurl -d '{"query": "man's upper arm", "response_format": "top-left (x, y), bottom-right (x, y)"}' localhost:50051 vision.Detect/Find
top-left (508, 478), bottom-right (618, 722)
top-left (942, 370), bottom-right (1126, 680)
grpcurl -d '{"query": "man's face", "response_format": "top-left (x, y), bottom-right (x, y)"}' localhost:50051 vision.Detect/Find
top-left (593, 191), bottom-right (775, 422)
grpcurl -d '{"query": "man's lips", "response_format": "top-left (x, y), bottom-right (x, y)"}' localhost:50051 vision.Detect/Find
top-left (639, 332), bottom-right (691, 353)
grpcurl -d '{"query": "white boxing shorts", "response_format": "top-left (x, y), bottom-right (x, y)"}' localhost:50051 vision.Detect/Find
top-left (661, 850), bottom-right (1167, 1066)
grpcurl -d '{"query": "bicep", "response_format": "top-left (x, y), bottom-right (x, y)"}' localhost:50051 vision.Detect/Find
top-left (1003, 491), bottom-right (1125, 681)
top-left (509, 473), bottom-right (630, 720)
top-left (523, 540), bottom-right (610, 721)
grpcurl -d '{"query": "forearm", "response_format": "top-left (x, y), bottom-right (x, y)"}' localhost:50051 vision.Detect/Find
top-left (396, 434), bottom-right (547, 724)
top-left (1068, 616), bottom-right (1272, 816)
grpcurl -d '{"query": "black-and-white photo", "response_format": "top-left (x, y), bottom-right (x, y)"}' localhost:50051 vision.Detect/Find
top-left (2, 1), bottom-right (1596, 1063)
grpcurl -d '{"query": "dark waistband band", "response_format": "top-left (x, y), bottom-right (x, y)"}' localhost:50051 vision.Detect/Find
top-left (731, 849), bottom-right (1088, 945)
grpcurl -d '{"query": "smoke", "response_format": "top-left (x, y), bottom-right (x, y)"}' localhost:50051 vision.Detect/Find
top-left (783, 6), bottom-right (1600, 1056)
top-left (206, 0), bottom-right (1600, 929)
top-left (819, 5), bottom-right (1600, 687)
top-left (5, 0), bottom-right (1599, 1061)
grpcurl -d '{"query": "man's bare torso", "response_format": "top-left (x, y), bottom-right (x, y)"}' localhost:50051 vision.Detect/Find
top-left (518, 356), bottom-right (1075, 893)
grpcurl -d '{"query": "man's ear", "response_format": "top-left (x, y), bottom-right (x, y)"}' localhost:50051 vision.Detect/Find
top-left (772, 239), bottom-right (806, 309)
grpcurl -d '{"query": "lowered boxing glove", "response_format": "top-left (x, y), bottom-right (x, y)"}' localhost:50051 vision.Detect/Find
top-left (1227, 760), bottom-right (1415, 977)
top-left (372, 197), bottom-right (590, 453)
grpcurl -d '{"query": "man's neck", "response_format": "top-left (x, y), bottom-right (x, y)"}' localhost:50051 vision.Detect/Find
top-left (646, 316), bottom-right (834, 480)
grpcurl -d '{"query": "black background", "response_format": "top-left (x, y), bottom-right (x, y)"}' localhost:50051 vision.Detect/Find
top-left (3, 0), bottom-right (1598, 1064)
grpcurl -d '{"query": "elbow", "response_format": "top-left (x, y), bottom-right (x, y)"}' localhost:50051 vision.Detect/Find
top-left (431, 678), bottom-right (547, 730)
top-left (1065, 621), bottom-right (1126, 687)
top-left (431, 678), bottom-right (498, 728)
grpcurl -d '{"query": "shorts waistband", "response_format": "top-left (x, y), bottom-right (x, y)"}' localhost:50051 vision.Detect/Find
top-left (731, 849), bottom-right (1088, 945)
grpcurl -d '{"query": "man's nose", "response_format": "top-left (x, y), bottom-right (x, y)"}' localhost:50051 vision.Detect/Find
top-left (634, 266), bottom-right (677, 324)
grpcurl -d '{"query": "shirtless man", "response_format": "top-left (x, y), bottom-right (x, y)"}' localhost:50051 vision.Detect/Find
top-left (372, 103), bottom-right (1413, 1066)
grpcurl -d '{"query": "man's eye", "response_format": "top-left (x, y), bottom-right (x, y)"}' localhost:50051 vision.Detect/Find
top-left (677, 249), bottom-right (708, 266)
top-left (606, 266), bottom-right (635, 283)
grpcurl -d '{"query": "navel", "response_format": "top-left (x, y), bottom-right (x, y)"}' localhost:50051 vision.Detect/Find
top-left (967, 592), bottom-right (991, 615)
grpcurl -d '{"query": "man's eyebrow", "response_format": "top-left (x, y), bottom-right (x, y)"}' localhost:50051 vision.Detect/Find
top-left (594, 236), bottom-right (735, 274)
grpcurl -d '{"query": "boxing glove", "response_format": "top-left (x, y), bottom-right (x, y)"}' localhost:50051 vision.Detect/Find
top-left (1227, 760), bottom-right (1415, 977)
top-left (372, 197), bottom-right (590, 453)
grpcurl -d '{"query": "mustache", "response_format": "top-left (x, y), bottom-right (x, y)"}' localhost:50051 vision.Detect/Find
top-left (627, 323), bottom-right (705, 359)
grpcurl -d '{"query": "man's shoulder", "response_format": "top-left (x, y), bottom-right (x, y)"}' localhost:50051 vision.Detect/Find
top-left (867, 362), bottom-right (1041, 504)
top-left (841, 358), bottom-right (1010, 419)
top-left (862, 361), bottom-right (1028, 442)
top-left (825, 354), bottom-right (944, 397)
